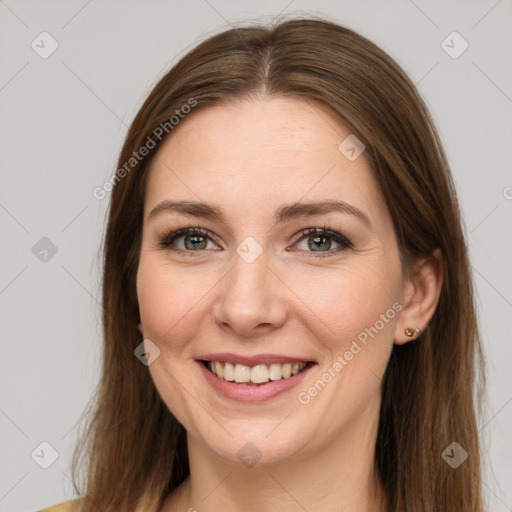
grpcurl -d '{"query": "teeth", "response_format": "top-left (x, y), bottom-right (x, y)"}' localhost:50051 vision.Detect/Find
top-left (207, 361), bottom-right (308, 385)
top-left (234, 364), bottom-right (251, 383)
top-left (223, 362), bottom-right (235, 381)
top-left (268, 363), bottom-right (282, 380)
top-left (214, 361), bottom-right (224, 378)
top-left (251, 364), bottom-right (269, 383)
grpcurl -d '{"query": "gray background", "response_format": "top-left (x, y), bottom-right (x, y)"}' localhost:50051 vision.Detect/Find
top-left (0, 1), bottom-right (511, 511)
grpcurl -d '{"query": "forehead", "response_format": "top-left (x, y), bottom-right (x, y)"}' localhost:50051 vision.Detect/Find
top-left (145, 97), bottom-right (385, 225)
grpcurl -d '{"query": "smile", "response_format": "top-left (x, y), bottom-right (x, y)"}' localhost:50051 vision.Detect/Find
top-left (204, 360), bottom-right (310, 385)
top-left (197, 358), bottom-right (317, 402)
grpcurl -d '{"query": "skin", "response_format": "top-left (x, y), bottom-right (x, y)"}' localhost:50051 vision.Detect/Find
top-left (136, 96), bottom-right (443, 511)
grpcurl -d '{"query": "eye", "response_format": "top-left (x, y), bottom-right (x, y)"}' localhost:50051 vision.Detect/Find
top-left (157, 225), bottom-right (353, 258)
top-left (158, 226), bottom-right (219, 254)
top-left (292, 227), bottom-right (353, 257)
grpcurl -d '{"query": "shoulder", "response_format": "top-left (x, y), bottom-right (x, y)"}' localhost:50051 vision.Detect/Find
top-left (37, 498), bottom-right (80, 512)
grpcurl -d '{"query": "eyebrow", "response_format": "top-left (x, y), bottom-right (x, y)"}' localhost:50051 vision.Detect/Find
top-left (147, 199), bottom-right (371, 228)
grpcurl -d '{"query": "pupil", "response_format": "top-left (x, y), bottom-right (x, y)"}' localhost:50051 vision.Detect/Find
top-left (309, 235), bottom-right (330, 251)
top-left (185, 235), bottom-right (206, 250)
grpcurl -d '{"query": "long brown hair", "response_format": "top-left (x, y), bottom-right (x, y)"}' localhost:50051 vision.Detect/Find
top-left (71, 16), bottom-right (486, 512)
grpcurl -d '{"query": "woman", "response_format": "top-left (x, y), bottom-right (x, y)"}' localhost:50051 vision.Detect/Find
top-left (40, 16), bottom-right (485, 512)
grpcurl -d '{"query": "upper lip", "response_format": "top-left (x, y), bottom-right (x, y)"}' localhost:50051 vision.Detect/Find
top-left (197, 353), bottom-right (315, 367)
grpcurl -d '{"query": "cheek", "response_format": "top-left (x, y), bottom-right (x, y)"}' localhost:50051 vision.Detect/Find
top-left (300, 262), bottom-right (400, 352)
top-left (294, 266), bottom-right (400, 422)
top-left (136, 257), bottom-right (216, 351)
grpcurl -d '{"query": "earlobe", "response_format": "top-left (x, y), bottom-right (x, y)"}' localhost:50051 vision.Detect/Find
top-left (394, 248), bottom-right (443, 345)
top-left (137, 322), bottom-right (143, 335)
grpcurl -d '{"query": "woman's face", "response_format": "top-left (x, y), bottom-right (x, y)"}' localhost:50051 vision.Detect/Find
top-left (136, 96), bottom-right (407, 466)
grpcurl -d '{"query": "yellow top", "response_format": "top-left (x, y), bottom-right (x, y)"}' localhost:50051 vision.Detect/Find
top-left (38, 499), bottom-right (79, 512)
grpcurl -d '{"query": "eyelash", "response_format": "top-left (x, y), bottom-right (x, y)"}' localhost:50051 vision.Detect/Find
top-left (157, 224), bottom-right (354, 258)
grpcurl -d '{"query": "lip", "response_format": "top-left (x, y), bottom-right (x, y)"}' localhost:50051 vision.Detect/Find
top-left (196, 359), bottom-right (317, 402)
top-left (196, 352), bottom-right (314, 367)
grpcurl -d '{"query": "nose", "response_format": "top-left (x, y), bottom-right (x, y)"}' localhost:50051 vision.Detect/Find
top-left (212, 248), bottom-right (288, 339)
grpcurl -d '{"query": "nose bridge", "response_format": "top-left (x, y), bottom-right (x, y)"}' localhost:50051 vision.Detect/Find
top-left (213, 240), bottom-right (287, 335)
top-left (231, 244), bottom-right (270, 294)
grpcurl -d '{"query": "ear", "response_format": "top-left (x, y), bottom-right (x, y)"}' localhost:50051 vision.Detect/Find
top-left (137, 322), bottom-right (144, 335)
top-left (394, 248), bottom-right (443, 345)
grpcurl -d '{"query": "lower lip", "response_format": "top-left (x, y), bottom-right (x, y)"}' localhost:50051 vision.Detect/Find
top-left (197, 361), bottom-right (316, 402)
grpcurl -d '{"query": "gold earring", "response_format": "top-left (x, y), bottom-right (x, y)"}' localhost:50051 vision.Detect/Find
top-left (405, 327), bottom-right (421, 337)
